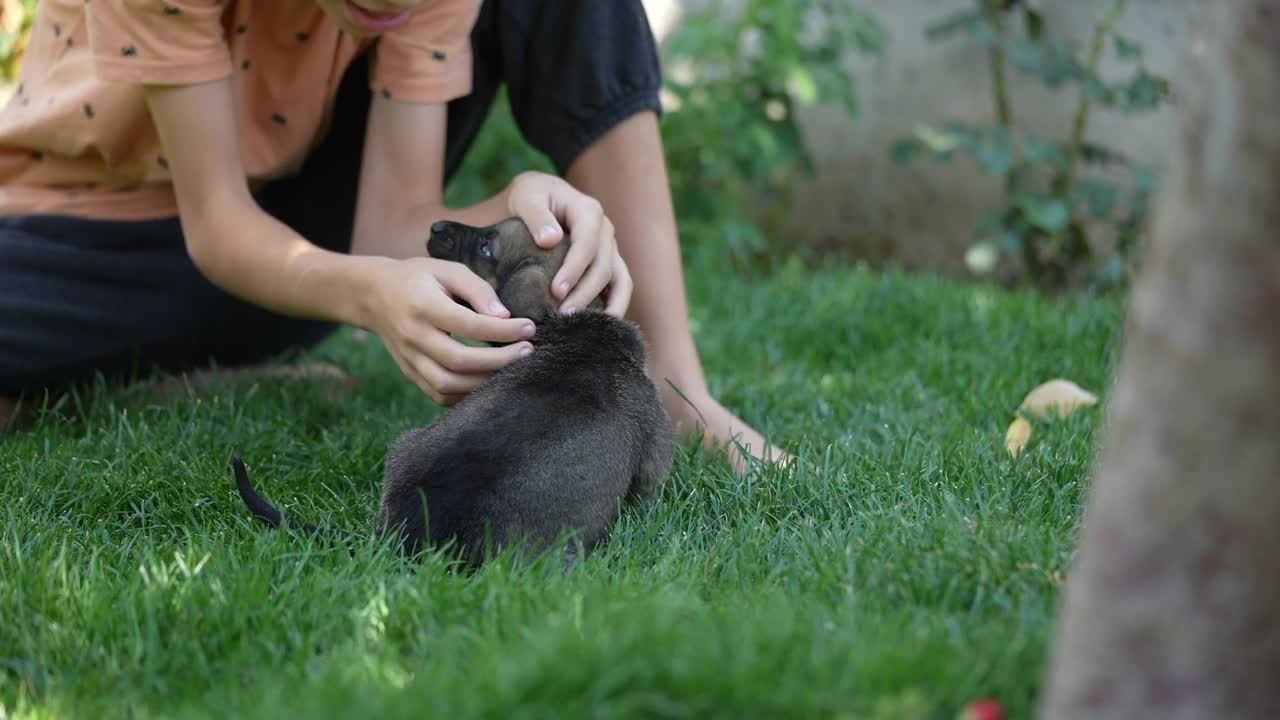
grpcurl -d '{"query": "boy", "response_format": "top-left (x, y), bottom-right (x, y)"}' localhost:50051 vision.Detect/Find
top-left (0, 0), bottom-right (787, 472)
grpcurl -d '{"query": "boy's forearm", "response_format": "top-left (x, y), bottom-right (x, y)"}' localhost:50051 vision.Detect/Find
top-left (142, 79), bottom-right (386, 331)
top-left (183, 198), bottom-right (385, 329)
top-left (351, 185), bottom-right (514, 260)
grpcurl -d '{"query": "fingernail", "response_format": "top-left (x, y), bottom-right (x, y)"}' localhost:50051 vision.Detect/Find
top-left (539, 225), bottom-right (559, 242)
top-left (562, 305), bottom-right (577, 316)
top-left (558, 280), bottom-right (571, 295)
top-left (489, 301), bottom-right (508, 316)
top-left (519, 345), bottom-right (533, 358)
top-left (522, 322), bottom-right (536, 337)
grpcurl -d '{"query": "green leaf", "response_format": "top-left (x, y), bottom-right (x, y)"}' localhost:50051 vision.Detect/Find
top-left (1132, 167), bottom-right (1158, 196)
top-left (1077, 180), bottom-right (1119, 219)
top-left (812, 66), bottom-right (857, 117)
top-left (975, 128), bottom-right (1014, 174)
top-left (1016, 194), bottom-right (1071, 231)
top-left (930, 150), bottom-right (957, 166)
top-left (787, 65), bottom-right (819, 106)
top-left (891, 139), bottom-right (922, 164)
top-left (1079, 143), bottom-right (1126, 166)
top-left (1006, 37), bottom-right (1048, 74)
top-left (1093, 254), bottom-right (1128, 290)
top-left (750, 123), bottom-right (781, 163)
top-left (1006, 39), bottom-right (1084, 88)
top-left (1116, 69), bottom-right (1169, 112)
top-left (913, 124), bottom-right (962, 154)
top-left (1113, 34), bottom-right (1143, 60)
top-left (975, 212), bottom-right (1006, 235)
top-left (1022, 8), bottom-right (1045, 41)
top-left (1081, 75), bottom-right (1114, 104)
top-left (1021, 134), bottom-right (1067, 168)
top-left (1062, 221), bottom-right (1091, 260)
top-left (998, 227), bottom-right (1026, 255)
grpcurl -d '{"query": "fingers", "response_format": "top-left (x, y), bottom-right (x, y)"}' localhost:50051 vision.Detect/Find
top-left (602, 252), bottom-right (634, 318)
top-left (407, 346), bottom-right (515, 403)
top-left (377, 258), bottom-right (541, 408)
top-left (385, 345), bottom-right (450, 405)
top-left (433, 261), bottom-right (510, 318)
top-left (430, 266), bottom-right (537, 344)
top-left (562, 227), bottom-right (618, 315)
top-left (422, 328), bottom-right (533, 376)
top-left (393, 333), bottom-right (530, 406)
top-left (554, 201), bottom-right (608, 305)
top-left (507, 176), bottom-right (564, 249)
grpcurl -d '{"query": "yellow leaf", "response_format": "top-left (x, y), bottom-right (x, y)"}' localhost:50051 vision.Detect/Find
top-left (1019, 378), bottom-right (1098, 419)
top-left (1006, 416), bottom-right (1032, 458)
top-left (786, 65), bottom-right (818, 106)
top-left (1005, 378), bottom-right (1099, 458)
top-left (1, 0), bottom-right (25, 35)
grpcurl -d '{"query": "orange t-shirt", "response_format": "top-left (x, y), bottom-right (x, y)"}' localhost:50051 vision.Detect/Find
top-left (0, 0), bottom-right (482, 221)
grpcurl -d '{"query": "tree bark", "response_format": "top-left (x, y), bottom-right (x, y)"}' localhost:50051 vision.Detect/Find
top-left (1040, 2), bottom-right (1280, 718)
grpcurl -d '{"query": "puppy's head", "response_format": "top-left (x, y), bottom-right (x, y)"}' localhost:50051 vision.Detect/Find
top-left (427, 218), bottom-right (602, 321)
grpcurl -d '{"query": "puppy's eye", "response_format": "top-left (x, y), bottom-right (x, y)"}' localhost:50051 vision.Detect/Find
top-left (479, 243), bottom-right (492, 258)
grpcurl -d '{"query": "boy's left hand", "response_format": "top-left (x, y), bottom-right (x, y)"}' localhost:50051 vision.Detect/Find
top-left (506, 171), bottom-right (633, 318)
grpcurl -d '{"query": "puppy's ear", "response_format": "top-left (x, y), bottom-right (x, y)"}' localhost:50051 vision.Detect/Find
top-left (498, 265), bottom-right (559, 322)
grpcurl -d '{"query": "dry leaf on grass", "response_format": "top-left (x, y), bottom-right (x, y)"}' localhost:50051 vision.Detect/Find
top-left (1005, 378), bottom-right (1098, 458)
top-left (1005, 416), bottom-right (1033, 458)
top-left (1, 0), bottom-right (26, 34)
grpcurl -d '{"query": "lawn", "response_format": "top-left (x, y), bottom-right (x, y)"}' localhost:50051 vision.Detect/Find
top-left (0, 256), bottom-right (1125, 719)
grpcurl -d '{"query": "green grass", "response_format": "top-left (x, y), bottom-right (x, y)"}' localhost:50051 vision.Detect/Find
top-left (0, 258), bottom-right (1125, 719)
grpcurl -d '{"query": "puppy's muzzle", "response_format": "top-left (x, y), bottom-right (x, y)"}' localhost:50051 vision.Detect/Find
top-left (428, 220), bottom-right (461, 258)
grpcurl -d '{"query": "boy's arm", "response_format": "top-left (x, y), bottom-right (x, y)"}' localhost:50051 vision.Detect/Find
top-left (352, 94), bottom-right (633, 317)
top-left (145, 79), bottom-right (377, 327)
top-left (145, 78), bottom-right (536, 405)
top-left (351, 93), bottom-right (510, 245)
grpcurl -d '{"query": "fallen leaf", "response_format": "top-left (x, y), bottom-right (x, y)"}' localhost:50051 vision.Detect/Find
top-left (1019, 378), bottom-right (1098, 419)
top-left (1006, 378), bottom-right (1099, 457)
top-left (1, 0), bottom-right (26, 35)
top-left (1005, 416), bottom-right (1032, 458)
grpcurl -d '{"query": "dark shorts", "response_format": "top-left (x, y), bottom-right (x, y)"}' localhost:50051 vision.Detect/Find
top-left (0, 0), bottom-right (663, 397)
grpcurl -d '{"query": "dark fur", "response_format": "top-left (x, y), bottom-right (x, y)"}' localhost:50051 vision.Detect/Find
top-left (232, 218), bottom-right (676, 569)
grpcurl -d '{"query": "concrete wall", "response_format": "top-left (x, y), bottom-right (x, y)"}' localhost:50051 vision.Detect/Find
top-left (643, 0), bottom-right (1195, 276)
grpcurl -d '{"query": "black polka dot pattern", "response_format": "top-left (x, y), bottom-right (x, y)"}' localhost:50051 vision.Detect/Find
top-left (432, 50), bottom-right (447, 61)
top-left (83, 103), bottom-right (94, 119)
top-left (381, 88), bottom-right (391, 100)
top-left (236, 24), bottom-right (247, 34)
top-left (271, 113), bottom-right (287, 125)
top-left (31, 150), bottom-right (43, 160)
top-left (163, 5), bottom-right (180, 15)
top-left (296, 32), bottom-right (310, 42)
top-left (121, 46), bottom-right (137, 57)
top-left (242, 59), bottom-right (251, 71)
top-left (53, 23), bottom-right (61, 38)
top-left (157, 156), bottom-right (169, 169)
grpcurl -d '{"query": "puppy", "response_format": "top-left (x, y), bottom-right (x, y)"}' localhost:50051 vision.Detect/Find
top-left (232, 218), bottom-right (676, 569)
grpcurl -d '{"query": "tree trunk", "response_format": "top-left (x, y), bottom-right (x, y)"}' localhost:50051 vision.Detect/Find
top-left (1040, 2), bottom-right (1280, 718)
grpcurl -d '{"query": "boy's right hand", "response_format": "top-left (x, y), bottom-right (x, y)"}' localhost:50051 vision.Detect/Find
top-left (366, 257), bottom-right (537, 406)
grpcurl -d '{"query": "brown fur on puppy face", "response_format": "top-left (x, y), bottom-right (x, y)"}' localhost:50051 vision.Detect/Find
top-left (427, 218), bottom-right (604, 322)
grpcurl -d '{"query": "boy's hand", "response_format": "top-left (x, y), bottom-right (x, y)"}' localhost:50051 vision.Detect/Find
top-left (367, 257), bottom-right (537, 406)
top-left (506, 171), bottom-right (633, 318)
